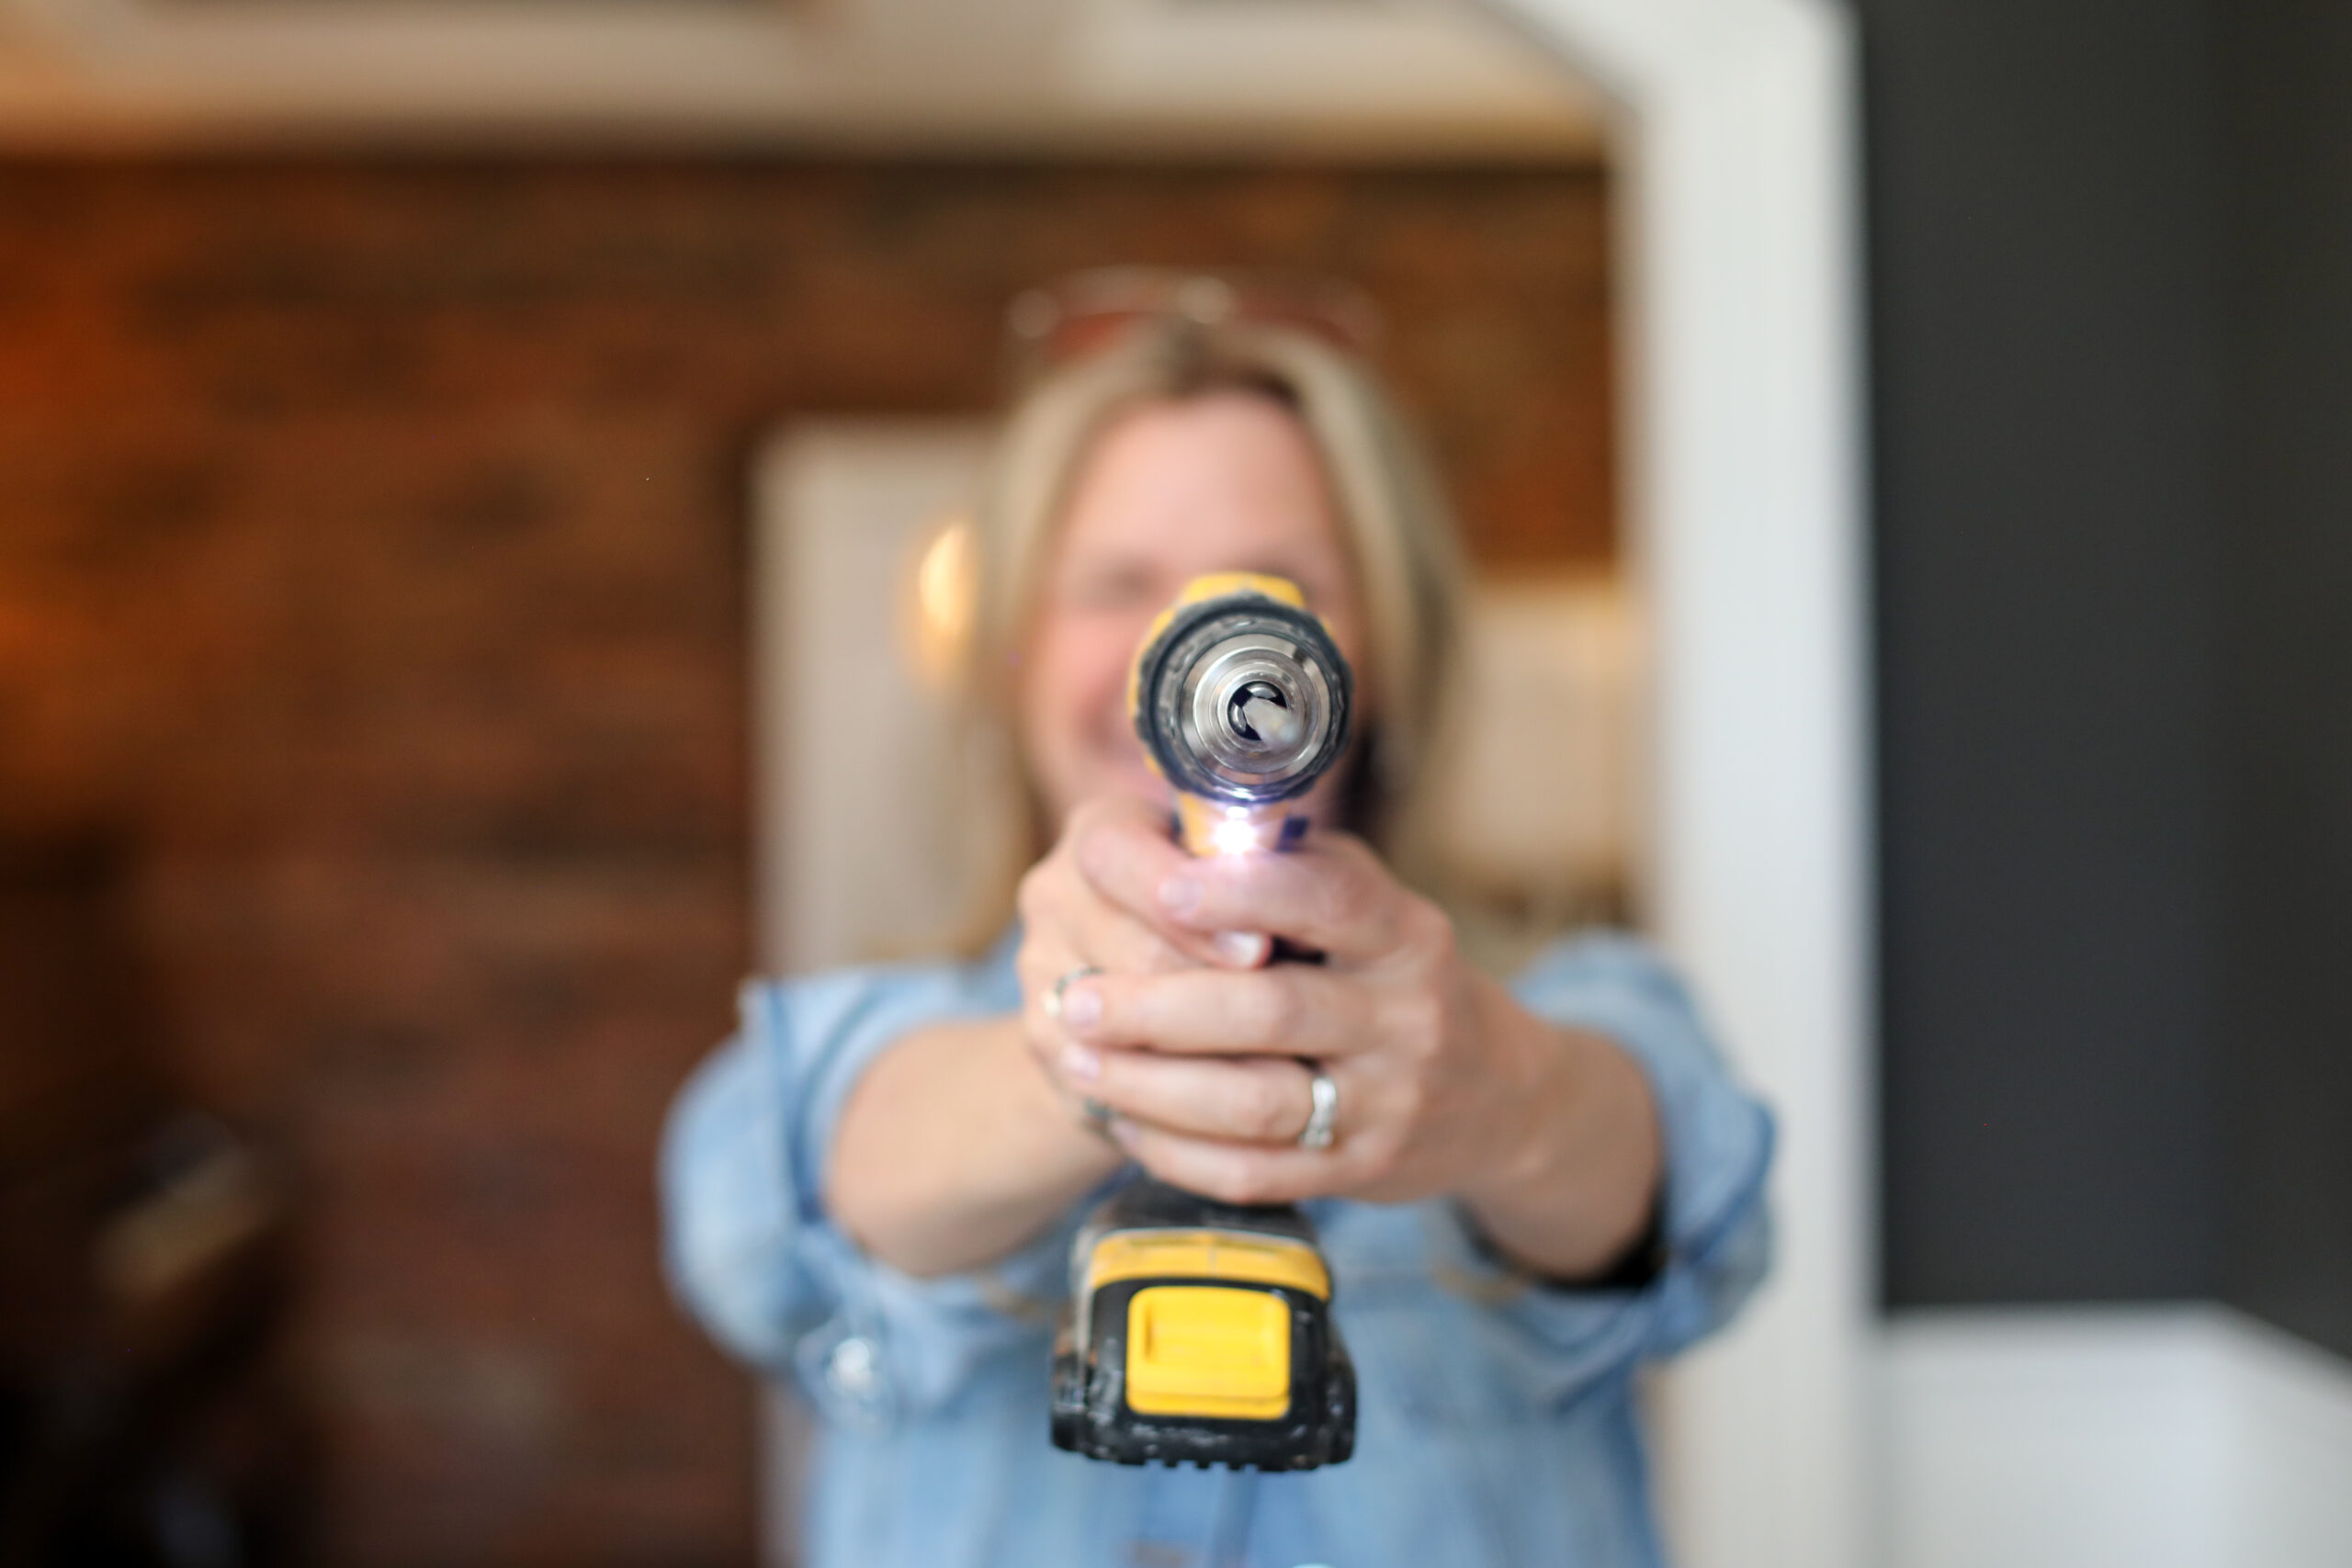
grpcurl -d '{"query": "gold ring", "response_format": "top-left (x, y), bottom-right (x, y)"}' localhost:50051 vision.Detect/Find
top-left (1043, 964), bottom-right (1102, 1022)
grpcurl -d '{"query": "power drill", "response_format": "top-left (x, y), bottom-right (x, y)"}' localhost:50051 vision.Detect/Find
top-left (1049, 573), bottom-right (1358, 1472)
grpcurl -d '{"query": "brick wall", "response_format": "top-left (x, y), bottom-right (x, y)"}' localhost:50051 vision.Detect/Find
top-left (0, 157), bottom-right (1611, 1565)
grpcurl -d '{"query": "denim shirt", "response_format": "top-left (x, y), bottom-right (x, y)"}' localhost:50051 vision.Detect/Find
top-left (660, 932), bottom-right (1773, 1568)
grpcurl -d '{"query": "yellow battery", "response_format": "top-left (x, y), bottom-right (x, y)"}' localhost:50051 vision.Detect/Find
top-left (1125, 1286), bottom-right (1293, 1420)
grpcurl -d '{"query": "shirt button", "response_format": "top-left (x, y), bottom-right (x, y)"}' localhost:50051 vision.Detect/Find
top-left (827, 1335), bottom-right (880, 1400)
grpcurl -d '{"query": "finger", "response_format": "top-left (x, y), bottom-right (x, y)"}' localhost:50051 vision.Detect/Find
top-left (1023, 908), bottom-right (1189, 987)
top-left (1016, 931), bottom-right (1178, 1089)
top-left (1152, 833), bottom-right (1421, 964)
top-left (1068, 798), bottom-right (1271, 969)
top-left (1069, 1049), bottom-right (1317, 1145)
top-left (1069, 796), bottom-right (1193, 920)
top-left (1108, 1120), bottom-right (1346, 1208)
top-left (1060, 967), bottom-right (1372, 1058)
top-left (1016, 937), bottom-right (1110, 1054)
top-left (1019, 961), bottom-right (1119, 1115)
top-left (1018, 873), bottom-right (1194, 983)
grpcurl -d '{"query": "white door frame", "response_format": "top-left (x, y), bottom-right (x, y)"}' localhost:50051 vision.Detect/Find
top-left (1482, 4), bottom-right (1872, 1566)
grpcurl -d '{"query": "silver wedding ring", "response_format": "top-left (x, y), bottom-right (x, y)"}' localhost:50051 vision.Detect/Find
top-left (1043, 964), bottom-right (1102, 1022)
top-left (1297, 1064), bottom-right (1339, 1151)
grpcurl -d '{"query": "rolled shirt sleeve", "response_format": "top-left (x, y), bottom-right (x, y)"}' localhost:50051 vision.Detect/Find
top-left (1421, 931), bottom-right (1775, 1408)
top-left (659, 952), bottom-right (1078, 1430)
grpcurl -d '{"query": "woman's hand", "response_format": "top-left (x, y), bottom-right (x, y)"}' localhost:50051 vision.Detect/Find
top-left (1013, 795), bottom-right (1303, 1132)
top-left (1030, 804), bottom-right (1663, 1278)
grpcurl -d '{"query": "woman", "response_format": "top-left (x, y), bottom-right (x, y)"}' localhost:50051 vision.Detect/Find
top-left (662, 273), bottom-right (1773, 1568)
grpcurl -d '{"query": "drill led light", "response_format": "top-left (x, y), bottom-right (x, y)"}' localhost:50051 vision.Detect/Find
top-left (1209, 811), bottom-right (1262, 856)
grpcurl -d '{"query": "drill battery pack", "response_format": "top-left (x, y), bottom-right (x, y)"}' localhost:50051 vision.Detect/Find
top-left (1050, 1179), bottom-right (1355, 1472)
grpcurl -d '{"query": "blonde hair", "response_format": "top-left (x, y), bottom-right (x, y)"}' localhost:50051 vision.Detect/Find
top-left (948, 313), bottom-right (1468, 943)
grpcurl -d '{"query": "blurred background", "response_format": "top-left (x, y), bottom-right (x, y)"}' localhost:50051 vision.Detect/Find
top-left (0, 154), bottom-right (1617, 1562)
top-left (0, 1), bottom-right (2346, 1566)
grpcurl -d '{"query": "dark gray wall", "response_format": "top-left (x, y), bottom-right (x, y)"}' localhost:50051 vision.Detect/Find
top-left (1864, 0), bottom-right (2352, 1361)
top-left (2216, 1), bottom-right (2352, 1363)
top-left (1861, 0), bottom-right (2225, 1306)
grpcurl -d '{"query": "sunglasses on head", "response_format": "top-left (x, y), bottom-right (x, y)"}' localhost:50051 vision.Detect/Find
top-left (1003, 267), bottom-right (1383, 380)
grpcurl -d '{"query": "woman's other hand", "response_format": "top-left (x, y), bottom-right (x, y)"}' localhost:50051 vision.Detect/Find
top-left (1038, 808), bottom-right (1664, 1279)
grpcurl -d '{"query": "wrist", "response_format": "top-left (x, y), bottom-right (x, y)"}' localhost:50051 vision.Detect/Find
top-left (1455, 977), bottom-right (1577, 1212)
top-left (1453, 982), bottom-right (1663, 1279)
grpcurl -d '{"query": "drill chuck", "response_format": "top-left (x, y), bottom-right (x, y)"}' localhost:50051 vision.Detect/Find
top-left (1131, 581), bottom-right (1352, 809)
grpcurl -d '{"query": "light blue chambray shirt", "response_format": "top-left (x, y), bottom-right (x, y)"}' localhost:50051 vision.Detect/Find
top-left (660, 931), bottom-right (1773, 1568)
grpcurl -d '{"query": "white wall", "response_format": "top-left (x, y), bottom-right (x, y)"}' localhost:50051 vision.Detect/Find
top-left (1887, 1307), bottom-right (2352, 1568)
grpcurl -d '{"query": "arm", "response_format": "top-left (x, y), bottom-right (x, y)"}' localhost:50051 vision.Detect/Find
top-left (1452, 976), bottom-right (1663, 1278)
top-left (825, 1015), bottom-right (1118, 1278)
top-left (824, 795), bottom-right (1263, 1279)
top-left (661, 967), bottom-right (1130, 1419)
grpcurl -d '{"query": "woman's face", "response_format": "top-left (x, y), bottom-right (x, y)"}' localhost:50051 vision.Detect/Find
top-left (1020, 390), bottom-right (1369, 829)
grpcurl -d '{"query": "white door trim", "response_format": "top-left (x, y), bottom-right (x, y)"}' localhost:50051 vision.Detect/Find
top-left (1482, 6), bottom-right (1872, 1567)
